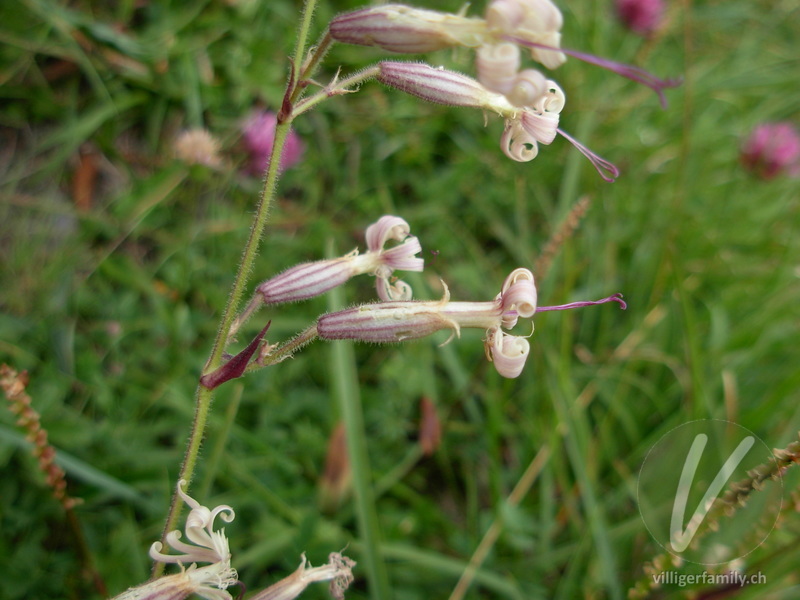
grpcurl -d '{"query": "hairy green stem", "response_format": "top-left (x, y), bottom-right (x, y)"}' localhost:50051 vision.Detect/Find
top-left (292, 0), bottom-right (321, 86)
top-left (290, 31), bottom-right (334, 106)
top-left (154, 0), bottom-right (341, 579)
top-left (152, 89), bottom-right (294, 582)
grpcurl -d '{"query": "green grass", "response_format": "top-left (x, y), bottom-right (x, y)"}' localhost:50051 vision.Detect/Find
top-left (2, 0), bottom-right (800, 599)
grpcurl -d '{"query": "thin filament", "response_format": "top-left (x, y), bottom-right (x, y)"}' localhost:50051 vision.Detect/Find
top-left (537, 293), bottom-right (627, 312)
top-left (505, 37), bottom-right (682, 109)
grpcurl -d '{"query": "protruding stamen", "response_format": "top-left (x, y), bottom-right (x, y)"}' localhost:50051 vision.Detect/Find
top-left (504, 37), bottom-right (681, 109)
top-left (557, 128), bottom-right (620, 183)
top-left (537, 293), bottom-right (627, 312)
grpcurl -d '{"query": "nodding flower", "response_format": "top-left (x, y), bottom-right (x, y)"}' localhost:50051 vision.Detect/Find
top-left (255, 215), bottom-right (423, 305)
top-left (317, 267), bottom-right (626, 378)
top-left (231, 216), bottom-right (424, 337)
top-left (377, 61), bottom-right (619, 181)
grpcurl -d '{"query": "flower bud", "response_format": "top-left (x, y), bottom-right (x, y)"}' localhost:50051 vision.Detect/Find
top-left (378, 61), bottom-right (512, 111)
top-left (330, 5), bottom-right (487, 53)
top-left (318, 301), bottom-right (455, 343)
top-left (257, 258), bottom-right (358, 305)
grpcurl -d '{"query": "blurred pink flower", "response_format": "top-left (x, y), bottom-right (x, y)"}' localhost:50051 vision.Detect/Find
top-left (616, 0), bottom-right (664, 37)
top-left (242, 111), bottom-right (305, 175)
top-left (741, 122), bottom-right (800, 180)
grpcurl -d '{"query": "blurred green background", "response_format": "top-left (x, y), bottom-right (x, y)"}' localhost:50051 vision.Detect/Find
top-left (1, 0), bottom-right (799, 598)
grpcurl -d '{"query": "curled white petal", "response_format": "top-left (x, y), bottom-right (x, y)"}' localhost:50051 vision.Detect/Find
top-left (476, 42), bottom-right (520, 95)
top-left (520, 110), bottom-right (559, 145)
top-left (376, 277), bottom-right (414, 302)
top-left (365, 215), bottom-right (411, 252)
top-left (380, 235), bottom-right (424, 271)
top-left (500, 268), bottom-right (537, 318)
top-left (486, 0), bottom-right (525, 32)
top-left (487, 329), bottom-right (530, 378)
top-left (176, 479), bottom-right (201, 510)
top-left (502, 280), bottom-right (537, 319)
top-left (486, 0), bottom-right (567, 68)
top-left (501, 120), bottom-right (539, 162)
top-left (521, 0), bottom-right (564, 34)
top-left (506, 68), bottom-right (548, 107)
top-left (149, 480), bottom-right (234, 567)
top-left (537, 81), bottom-right (566, 114)
top-left (527, 32), bottom-right (567, 69)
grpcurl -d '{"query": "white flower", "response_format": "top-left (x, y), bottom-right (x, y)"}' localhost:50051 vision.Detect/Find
top-left (114, 480), bottom-right (239, 600)
top-left (143, 480), bottom-right (237, 600)
top-left (150, 480), bottom-right (234, 567)
top-left (255, 215), bottom-right (424, 304)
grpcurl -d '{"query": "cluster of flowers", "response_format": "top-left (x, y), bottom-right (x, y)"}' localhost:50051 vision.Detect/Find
top-left (328, 0), bottom-right (679, 181)
top-left (222, 216), bottom-right (624, 381)
top-left (113, 481), bottom-right (355, 600)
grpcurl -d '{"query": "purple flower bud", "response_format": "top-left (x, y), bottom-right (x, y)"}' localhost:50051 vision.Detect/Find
top-left (616, 0), bottom-right (665, 37)
top-left (318, 301), bottom-right (455, 343)
top-left (741, 122), bottom-right (800, 180)
top-left (242, 111), bottom-right (305, 176)
top-left (330, 5), bottom-right (487, 54)
top-left (378, 61), bottom-right (506, 109)
top-left (258, 259), bottom-right (358, 305)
